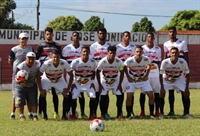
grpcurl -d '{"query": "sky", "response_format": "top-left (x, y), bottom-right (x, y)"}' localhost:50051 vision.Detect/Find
top-left (13, 0), bottom-right (200, 32)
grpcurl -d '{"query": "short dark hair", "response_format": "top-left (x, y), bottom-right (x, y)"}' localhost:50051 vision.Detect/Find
top-left (97, 27), bottom-right (107, 33)
top-left (52, 49), bottom-right (60, 55)
top-left (45, 27), bottom-right (53, 33)
top-left (122, 31), bottom-right (130, 36)
top-left (107, 46), bottom-right (116, 52)
top-left (135, 45), bottom-right (143, 51)
top-left (170, 47), bottom-right (179, 52)
top-left (146, 32), bottom-right (154, 38)
top-left (81, 46), bottom-right (90, 51)
top-left (168, 26), bottom-right (177, 31)
top-left (72, 31), bottom-right (79, 37)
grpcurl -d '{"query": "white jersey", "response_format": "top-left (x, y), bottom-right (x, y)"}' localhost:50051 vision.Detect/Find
top-left (124, 56), bottom-right (151, 81)
top-left (160, 58), bottom-right (189, 82)
top-left (62, 44), bottom-right (83, 64)
top-left (142, 44), bottom-right (161, 77)
top-left (40, 59), bottom-right (71, 83)
top-left (71, 58), bottom-right (96, 85)
top-left (90, 41), bottom-right (111, 62)
top-left (116, 43), bottom-right (136, 62)
top-left (97, 57), bottom-right (123, 85)
top-left (163, 39), bottom-right (188, 58)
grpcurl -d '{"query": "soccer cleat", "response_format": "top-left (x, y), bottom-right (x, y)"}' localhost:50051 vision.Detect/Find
top-left (29, 114), bottom-right (33, 119)
top-left (69, 114), bottom-right (76, 121)
top-left (43, 115), bottom-right (48, 121)
top-left (158, 113), bottom-right (164, 119)
top-left (183, 114), bottom-right (193, 119)
top-left (155, 110), bottom-right (160, 117)
top-left (89, 114), bottom-right (96, 120)
top-left (32, 116), bottom-right (38, 121)
top-left (167, 111), bottom-right (175, 116)
top-left (10, 114), bottom-right (15, 120)
top-left (54, 112), bottom-right (59, 119)
top-left (117, 114), bottom-right (124, 119)
top-left (150, 115), bottom-right (156, 119)
top-left (99, 115), bottom-right (105, 120)
top-left (61, 116), bottom-right (67, 121)
top-left (139, 111), bottom-right (146, 117)
top-left (105, 113), bottom-right (111, 120)
top-left (20, 115), bottom-right (26, 121)
top-left (81, 113), bottom-right (88, 119)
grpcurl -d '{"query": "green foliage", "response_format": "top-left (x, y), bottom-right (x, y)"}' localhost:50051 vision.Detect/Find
top-left (0, 90), bottom-right (200, 136)
top-left (47, 15), bottom-right (83, 31)
top-left (161, 10), bottom-right (200, 30)
top-left (82, 16), bottom-right (104, 31)
top-left (131, 17), bottom-right (155, 32)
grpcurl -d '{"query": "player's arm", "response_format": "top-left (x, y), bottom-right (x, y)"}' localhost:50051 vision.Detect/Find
top-left (8, 50), bottom-right (15, 67)
top-left (184, 52), bottom-right (189, 65)
top-left (159, 61), bottom-right (165, 98)
top-left (35, 44), bottom-right (43, 60)
top-left (117, 66), bottom-right (124, 92)
top-left (36, 71), bottom-right (43, 92)
top-left (67, 70), bottom-right (73, 92)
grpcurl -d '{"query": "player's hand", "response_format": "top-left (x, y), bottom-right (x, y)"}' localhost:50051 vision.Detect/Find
top-left (117, 85), bottom-right (123, 93)
top-left (71, 84), bottom-right (77, 92)
top-left (90, 83), bottom-right (96, 90)
top-left (40, 89), bottom-right (47, 97)
top-left (99, 85), bottom-right (104, 93)
top-left (184, 88), bottom-right (190, 98)
top-left (142, 75), bottom-right (148, 81)
top-left (62, 88), bottom-right (69, 97)
top-left (160, 88), bottom-right (165, 98)
top-left (15, 78), bottom-right (25, 83)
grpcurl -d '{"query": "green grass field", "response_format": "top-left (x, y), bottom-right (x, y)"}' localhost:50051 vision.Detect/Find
top-left (0, 89), bottom-right (200, 136)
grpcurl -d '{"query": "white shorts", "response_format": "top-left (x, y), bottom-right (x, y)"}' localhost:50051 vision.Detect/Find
top-left (126, 81), bottom-right (152, 93)
top-left (148, 77), bottom-right (160, 93)
top-left (100, 79), bottom-right (122, 95)
top-left (72, 81), bottom-right (96, 99)
top-left (163, 77), bottom-right (185, 92)
top-left (41, 76), bottom-right (68, 95)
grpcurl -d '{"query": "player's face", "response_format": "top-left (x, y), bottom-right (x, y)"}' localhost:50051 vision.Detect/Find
top-left (123, 33), bottom-right (131, 43)
top-left (26, 57), bottom-right (35, 67)
top-left (168, 29), bottom-right (177, 39)
top-left (98, 31), bottom-right (107, 41)
top-left (19, 37), bottom-right (28, 46)
top-left (170, 49), bottom-right (179, 58)
top-left (134, 48), bottom-right (143, 57)
top-left (107, 50), bottom-right (116, 60)
top-left (81, 48), bottom-right (90, 58)
top-left (45, 31), bottom-right (53, 42)
top-left (72, 33), bottom-right (79, 42)
top-left (52, 53), bottom-right (60, 64)
top-left (146, 34), bottom-right (154, 43)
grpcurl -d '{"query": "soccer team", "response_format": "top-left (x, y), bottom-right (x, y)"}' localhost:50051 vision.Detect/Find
top-left (8, 26), bottom-right (192, 121)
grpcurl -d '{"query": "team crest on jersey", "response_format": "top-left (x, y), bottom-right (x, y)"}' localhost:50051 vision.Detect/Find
top-left (130, 44), bottom-right (135, 47)
top-left (180, 60), bottom-right (184, 64)
top-left (155, 46), bottom-right (159, 49)
top-left (116, 59), bottom-right (120, 63)
top-left (107, 43), bottom-right (111, 46)
top-left (60, 62), bottom-right (64, 65)
top-left (41, 42), bottom-right (46, 46)
top-left (144, 58), bottom-right (148, 61)
top-left (102, 60), bottom-right (107, 63)
top-left (47, 64), bottom-right (51, 67)
top-left (164, 61), bottom-right (169, 65)
top-left (91, 59), bottom-right (95, 62)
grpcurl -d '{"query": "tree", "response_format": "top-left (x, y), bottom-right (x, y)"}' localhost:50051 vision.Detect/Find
top-left (131, 17), bottom-right (155, 32)
top-left (82, 16), bottom-right (104, 31)
top-left (47, 15), bottom-right (83, 31)
top-left (161, 10), bottom-right (200, 30)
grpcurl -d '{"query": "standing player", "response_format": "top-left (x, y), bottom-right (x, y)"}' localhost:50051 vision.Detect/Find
top-left (36, 49), bottom-right (73, 120)
top-left (159, 47), bottom-right (192, 118)
top-left (116, 31), bottom-right (136, 119)
top-left (70, 47), bottom-right (96, 120)
top-left (8, 32), bottom-right (34, 119)
top-left (36, 27), bottom-right (62, 119)
top-left (90, 27), bottom-right (111, 118)
top-left (62, 32), bottom-right (87, 119)
top-left (96, 46), bottom-right (124, 119)
top-left (139, 32), bottom-right (161, 117)
top-left (163, 26), bottom-right (189, 116)
top-left (124, 46), bottom-right (155, 118)
top-left (14, 52), bottom-right (40, 121)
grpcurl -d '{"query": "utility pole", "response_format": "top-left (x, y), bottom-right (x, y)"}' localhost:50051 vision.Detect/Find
top-left (36, 0), bottom-right (40, 30)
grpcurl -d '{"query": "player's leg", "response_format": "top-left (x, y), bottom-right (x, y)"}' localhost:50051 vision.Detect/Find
top-left (99, 87), bottom-right (108, 119)
top-left (79, 92), bottom-right (87, 118)
top-left (94, 91), bottom-right (99, 117)
top-left (10, 79), bottom-right (16, 119)
top-left (52, 87), bottom-right (59, 119)
top-left (139, 93), bottom-right (146, 117)
top-left (62, 92), bottom-right (71, 120)
top-left (87, 87), bottom-right (96, 120)
top-left (126, 83), bottom-right (135, 119)
top-left (116, 94), bottom-right (124, 119)
top-left (168, 89), bottom-right (175, 116)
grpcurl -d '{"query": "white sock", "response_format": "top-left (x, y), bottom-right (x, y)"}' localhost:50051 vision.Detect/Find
top-left (32, 113), bottom-right (37, 116)
top-left (11, 112), bottom-right (15, 115)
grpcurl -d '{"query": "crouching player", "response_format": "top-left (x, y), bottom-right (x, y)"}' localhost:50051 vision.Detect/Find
top-left (124, 46), bottom-right (155, 118)
top-left (37, 49), bottom-right (73, 120)
top-left (70, 46), bottom-right (97, 120)
top-left (14, 52), bottom-right (40, 121)
top-left (96, 46), bottom-right (124, 119)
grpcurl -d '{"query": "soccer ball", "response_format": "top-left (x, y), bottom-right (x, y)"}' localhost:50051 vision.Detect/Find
top-left (16, 70), bottom-right (29, 82)
top-left (67, 110), bottom-right (79, 119)
top-left (90, 119), bottom-right (105, 132)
